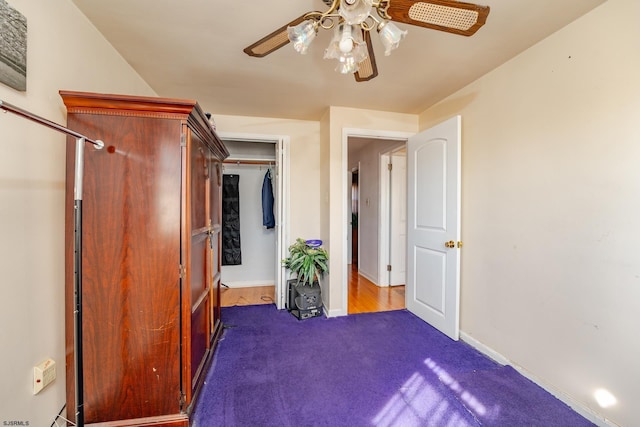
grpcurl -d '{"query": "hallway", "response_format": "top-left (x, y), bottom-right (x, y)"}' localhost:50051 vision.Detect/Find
top-left (347, 264), bottom-right (405, 314)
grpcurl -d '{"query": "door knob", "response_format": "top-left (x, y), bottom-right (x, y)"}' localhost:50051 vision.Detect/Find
top-left (445, 240), bottom-right (455, 248)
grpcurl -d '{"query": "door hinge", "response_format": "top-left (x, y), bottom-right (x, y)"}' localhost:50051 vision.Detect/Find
top-left (387, 264), bottom-right (392, 272)
top-left (179, 391), bottom-right (186, 410)
top-left (388, 163), bottom-right (392, 171)
top-left (180, 133), bottom-right (186, 147)
top-left (179, 264), bottom-right (186, 279)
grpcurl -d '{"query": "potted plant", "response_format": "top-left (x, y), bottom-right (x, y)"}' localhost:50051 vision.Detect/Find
top-left (282, 238), bottom-right (329, 287)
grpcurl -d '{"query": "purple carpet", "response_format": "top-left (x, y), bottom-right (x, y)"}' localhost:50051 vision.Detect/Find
top-left (193, 305), bottom-right (593, 426)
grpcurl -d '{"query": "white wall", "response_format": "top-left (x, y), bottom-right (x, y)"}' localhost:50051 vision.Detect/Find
top-left (419, 0), bottom-right (639, 425)
top-left (221, 163), bottom-right (276, 287)
top-left (0, 0), bottom-right (156, 424)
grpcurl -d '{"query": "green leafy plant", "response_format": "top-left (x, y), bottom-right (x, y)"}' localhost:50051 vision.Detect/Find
top-left (282, 238), bottom-right (329, 287)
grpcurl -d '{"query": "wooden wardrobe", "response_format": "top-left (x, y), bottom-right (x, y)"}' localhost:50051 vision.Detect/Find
top-left (61, 91), bottom-right (228, 426)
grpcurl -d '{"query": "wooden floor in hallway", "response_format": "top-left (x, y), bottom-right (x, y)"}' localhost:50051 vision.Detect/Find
top-left (221, 265), bottom-right (405, 314)
top-left (347, 264), bottom-right (405, 314)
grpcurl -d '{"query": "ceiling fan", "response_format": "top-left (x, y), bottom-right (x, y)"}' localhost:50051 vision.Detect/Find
top-left (244, 0), bottom-right (490, 82)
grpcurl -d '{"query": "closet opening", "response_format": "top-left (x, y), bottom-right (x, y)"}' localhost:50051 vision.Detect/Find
top-left (218, 135), bottom-right (289, 310)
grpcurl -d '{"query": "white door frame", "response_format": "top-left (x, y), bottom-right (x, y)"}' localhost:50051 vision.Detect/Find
top-left (347, 170), bottom-right (353, 265)
top-left (380, 147), bottom-right (407, 287)
top-left (347, 164), bottom-right (361, 267)
top-left (341, 128), bottom-right (413, 315)
top-left (218, 131), bottom-right (290, 310)
top-left (379, 153), bottom-right (391, 286)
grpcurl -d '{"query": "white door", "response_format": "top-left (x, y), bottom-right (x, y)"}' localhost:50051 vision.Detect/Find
top-left (406, 116), bottom-right (461, 340)
top-left (389, 153), bottom-right (407, 286)
top-left (275, 139), bottom-right (288, 309)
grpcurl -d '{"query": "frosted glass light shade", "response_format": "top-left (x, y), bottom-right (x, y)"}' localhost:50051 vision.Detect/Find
top-left (325, 25), bottom-right (359, 58)
top-left (336, 55), bottom-right (359, 74)
top-left (339, 0), bottom-right (372, 25)
top-left (378, 22), bottom-right (407, 56)
top-left (324, 24), bottom-right (367, 74)
top-left (287, 20), bottom-right (317, 54)
top-left (324, 26), bottom-right (342, 59)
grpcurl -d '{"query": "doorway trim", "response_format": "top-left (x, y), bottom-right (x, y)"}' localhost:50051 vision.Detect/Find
top-left (380, 146), bottom-right (407, 287)
top-left (341, 128), bottom-right (413, 315)
top-left (347, 166), bottom-right (360, 266)
top-left (218, 131), bottom-right (290, 310)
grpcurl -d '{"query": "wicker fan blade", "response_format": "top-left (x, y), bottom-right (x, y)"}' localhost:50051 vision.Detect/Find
top-left (355, 30), bottom-right (378, 82)
top-left (244, 15), bottom-right (308, 57)
top-left (386, 0), bottom-right (490, 36)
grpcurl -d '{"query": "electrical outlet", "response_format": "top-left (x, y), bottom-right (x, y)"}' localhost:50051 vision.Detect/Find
top-left (33, 358), bottom-right (56, 395)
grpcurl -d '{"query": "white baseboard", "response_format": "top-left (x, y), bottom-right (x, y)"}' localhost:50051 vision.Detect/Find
top-left (358, 269), bottom-right (380, 286)
top-left (222, 280), bottom-right (274, 288)
top-left (459, 331), bottom-right (617, 427)
top-left (324, 306), bottom-right (347, 318)
top-left (459, 331), bottom-right (510, 365)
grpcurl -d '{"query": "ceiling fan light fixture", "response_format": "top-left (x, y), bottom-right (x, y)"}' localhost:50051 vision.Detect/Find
top-left (339, 24), bottom-right (354, 53)
top-left (287, 19), bottom-right (318, 54)
top-left (325, 24), bottom-right (363, 57)
top-left (336, 50), bottom-right (368, 74)
top-left (378, 21), bottom-right (408, 56)
top-left (336, 55), bottom-right (359, 74)
top-left (245, 0), bottom-right (490, 81)
top-left (339, 0), bottom-right (373, 25)
top-left (325, 24), bottom-right (368, 74)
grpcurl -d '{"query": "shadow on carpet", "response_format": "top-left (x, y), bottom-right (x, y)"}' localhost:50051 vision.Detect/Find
top-left (193, 305), bottom-right (593, 427)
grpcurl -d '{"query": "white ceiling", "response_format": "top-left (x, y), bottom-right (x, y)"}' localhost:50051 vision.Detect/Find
top-left (71, 0), bottom-right (605, 121)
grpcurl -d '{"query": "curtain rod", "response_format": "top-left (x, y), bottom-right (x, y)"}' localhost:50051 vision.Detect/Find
top-left (0, 99), bottom-right (104, 149)
top-left (223, 159), bottom-right (274, 166)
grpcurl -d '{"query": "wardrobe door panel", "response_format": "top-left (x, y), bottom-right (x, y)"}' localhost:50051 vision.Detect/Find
top-left (190, 135), bottom-right (208, 230)
top-left (186, 130), bottom-right (212, 400)
top-left (67, 114), bottom-right (183, 422)
top-left (190, 289), bottom-right (209, 386)
top-left (209, 160), bottom-right (223, 334)
top-left (210, 161), bottom-right (222, 227)
top-left (189, 233), bottom-right (208, 303)
top-left (211, 271), bottom-right (221, 332)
